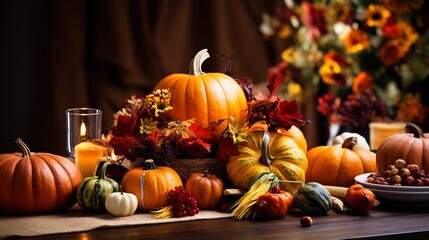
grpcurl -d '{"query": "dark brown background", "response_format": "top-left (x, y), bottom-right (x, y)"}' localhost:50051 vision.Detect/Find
top-left (0, 0), bottom-right (324, 156)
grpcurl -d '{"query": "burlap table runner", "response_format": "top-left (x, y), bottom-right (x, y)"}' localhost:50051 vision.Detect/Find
top-left (0, 204), bottom-right (231, 239)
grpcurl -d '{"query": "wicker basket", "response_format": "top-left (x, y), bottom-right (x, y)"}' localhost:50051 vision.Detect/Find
top-left (168, 158), bottom-right (229, 185)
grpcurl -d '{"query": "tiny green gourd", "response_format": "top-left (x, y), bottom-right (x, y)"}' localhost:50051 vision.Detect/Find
top-left (293, 182), bottom-right (332, 216)
top-left (77, 160), bottom-right (119, 213)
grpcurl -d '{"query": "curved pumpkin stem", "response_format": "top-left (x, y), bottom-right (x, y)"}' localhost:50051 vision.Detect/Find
top-left (260, 132), bottom-right (275, 170)
top-left (189, 49), bottom-right (209, 75)
top-left (98, 159), bottom-right (110, 180)
top-left (15, 138), bottom-right (32, 157)
top-left (406, 122), bottom-right (425, 139)
top-left (341, 137), bottom-right (357, 150)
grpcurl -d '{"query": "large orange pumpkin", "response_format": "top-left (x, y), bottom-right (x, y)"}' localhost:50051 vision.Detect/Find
top-left (306, 137), bottom-right (377, 187)
top-left (121, 159), bottom-right (183, 211)
top-left (376, 123), bottom-right (429, 173)
top-left (226, 131), bottom-right (307, 194)
top-left (0, 138), bottom-right (82, 214)
top-left (154, 49), bottom-right (248, 136)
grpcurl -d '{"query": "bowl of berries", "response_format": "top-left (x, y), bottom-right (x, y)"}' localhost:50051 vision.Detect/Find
top-left (354, 159), bottom-right (429, 204)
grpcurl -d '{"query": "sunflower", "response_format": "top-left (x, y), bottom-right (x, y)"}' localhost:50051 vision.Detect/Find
top-left (281, 47), bottom-right (296, 64)
top-left (144, 89), bottom-right (173, 117)
top-left (342, 29), bottom-right (371, 54)
top-left (365, 4), bottom-right (391, 27)
top-left (379, 39), bottom-right (407, 65)
top-left (395, 93), bottom-right (425, 123)
top-left (396, 21), bottom-right (419, 48)
top-left (318, 59), bottom-right (346, 85)
top-left (352, 72), bottom-right (373, 95)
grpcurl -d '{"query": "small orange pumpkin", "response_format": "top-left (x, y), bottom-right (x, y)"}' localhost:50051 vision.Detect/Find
top-left (0, 138), bottom-right (82, 214)
top-left (306, 137), bottom-right (377, 187)
top-left (154, 49), bottom-right (248, 136)
top-left (345, 184), bottom-right (375, 213)
top-left (376, 123), bottom-right (429, 173)
top-left (185, 170), bottom-right (224, 210)
top-left (121, 159), bottom-right (182, 211)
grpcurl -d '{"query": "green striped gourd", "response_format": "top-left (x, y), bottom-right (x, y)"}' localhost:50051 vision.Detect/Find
top-left (77, 160), bottom-right (119, 213)
top-left (293, 182), bottom-right (332, 215)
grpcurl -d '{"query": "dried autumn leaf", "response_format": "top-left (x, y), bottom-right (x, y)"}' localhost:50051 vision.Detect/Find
top-left (267, 74), bottom-right (283, 100)
top-left (176, 137), bottom-right (211, 159)
top-left (216, 137), bottom-right (240, 163)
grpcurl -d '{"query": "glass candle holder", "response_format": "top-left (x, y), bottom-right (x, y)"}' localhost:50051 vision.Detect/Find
top-left (65, 108), bottom-right (102, 158)
top-left (369, 122), bottom-right (406, 151)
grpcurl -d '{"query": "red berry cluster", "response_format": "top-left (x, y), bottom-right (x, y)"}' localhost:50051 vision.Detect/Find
top-left (166, 186), bottom-right (200, 217)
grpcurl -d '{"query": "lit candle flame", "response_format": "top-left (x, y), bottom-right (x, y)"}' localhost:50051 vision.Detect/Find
top-left (80, 121), bottom-right (87, 137)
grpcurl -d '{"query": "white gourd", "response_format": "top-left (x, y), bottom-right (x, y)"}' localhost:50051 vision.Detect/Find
top-left (105, 189), bottom-right (138, 217)
top-left (332, 132), bottom-right (370, 151)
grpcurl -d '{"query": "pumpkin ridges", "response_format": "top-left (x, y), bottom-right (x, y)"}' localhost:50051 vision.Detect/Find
top-left (277, 126), bottom-right (308, 153)
top-left (227, 131), bottom-right (307, 193)
top-left (31, 154), bottom-right (58, 212)
top-left (122, 163), bottom-right (182, 212)
top-left (377, 135), bottom-right (408, 172)
top-left (354, 150), bottom-right (377, 172)
top-left (337, 150), bottom-right (364, 187)
top-left (305, 146), bottom-right (327, 182)
top-left (423, 137), bottom-right (429, 171)
top-left (307, 146), bottom-right (339, 185)
top-left (14, 157), bottom-right (35, 213)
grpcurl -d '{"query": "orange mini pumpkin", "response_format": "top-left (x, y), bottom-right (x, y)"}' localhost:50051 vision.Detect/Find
top-left (306, 137), bottom-right (377, 187)
top-left (0, 138), bottom-right (82, 214)
top-left (345, 184), bottom-right (375, 213)
top-left (376, 123), bottom-right (429, 173)
top-left (185, 170), bottom-right (224, 210)
top-left (154, 49), bottom-right (248, 136)
top-left (121, 159), bottom-right (182, 211)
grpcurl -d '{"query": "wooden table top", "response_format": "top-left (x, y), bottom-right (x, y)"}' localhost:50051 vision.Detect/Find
top-left (20, 204), bottom-right (429, 240)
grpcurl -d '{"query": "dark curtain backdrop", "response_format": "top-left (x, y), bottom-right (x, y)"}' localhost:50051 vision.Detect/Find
top-left (0, 0), bottom-right (323, 156)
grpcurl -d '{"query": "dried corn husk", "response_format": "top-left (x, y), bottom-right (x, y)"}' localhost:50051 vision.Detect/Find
top-left (230, 172), bottom-right (279, 220)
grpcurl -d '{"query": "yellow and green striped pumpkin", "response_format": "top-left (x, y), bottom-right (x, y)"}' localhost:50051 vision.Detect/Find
top-left (226, 131), bottom-right (308, 194)
top-left (77, 160), bottom-right (119, 213)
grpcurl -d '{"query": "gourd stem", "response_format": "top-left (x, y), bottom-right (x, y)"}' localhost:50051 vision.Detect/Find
top-left (204, 170), bottom-right (209, 178)
top-left (15, 138), bottom-right (32, 157)
top-left (99, 158), bottom-right (110, 180)
top-left (260, 132), bottom-right (275, 170)
top-left (144, 159), bottom-right (158, 170)
top-left (341, 137), bottom-right (357, 150)
top-left (189, 49), bottom-right (209, 76)
top-left (119, 185), bottom-right (124, 195)
top-left (406, 122), bottom-right (425, 138)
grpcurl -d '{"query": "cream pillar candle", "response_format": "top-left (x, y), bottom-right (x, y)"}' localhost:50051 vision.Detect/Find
top-left (75, 141), bottom-right (104, 179)
top-left (369, 122), bottom-right (406, 151)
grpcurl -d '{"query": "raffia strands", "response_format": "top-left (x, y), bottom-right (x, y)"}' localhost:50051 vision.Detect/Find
top-left (230, 173), bottom-right (277, 220)
top-left (153, 206), bottom-right (174, 219)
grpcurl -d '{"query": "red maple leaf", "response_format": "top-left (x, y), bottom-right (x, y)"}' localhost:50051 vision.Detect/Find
top-left (109, 136), bottom-right (142, 159)
top-left (141, 130), bottom-right (162, 152)
top-left (215, 137), bottom-right (240, 163)
top-left (189, 124), bottom-right (215, 140)
top-left (269, 99), bottom-right (309, 130)
top-left (267, 62), bottom-right (286, 99)
top-left (177, 137), bottom-right (212, 159)
top-left (112, 114), bottom-right (140, 137)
